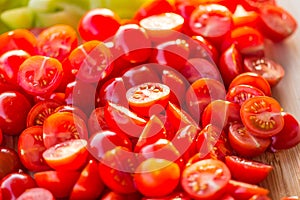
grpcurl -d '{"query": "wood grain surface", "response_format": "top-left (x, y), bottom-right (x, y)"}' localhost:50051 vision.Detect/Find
top-left (258, 0), bottom-right (300, 199)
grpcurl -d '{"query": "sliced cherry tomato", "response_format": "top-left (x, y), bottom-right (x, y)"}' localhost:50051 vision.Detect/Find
top-left (140, 12), bottom-right (184, 43)
top-left (243, 56), bottom-right (285, 87)
top-left (0, 29), bottom-right (37, 56)
top-left (227, 180), bottom-right (269, 200)
top-left (0, 91), bottom-right (32, 135)
top-left (240, 96), bottom-right (284, 138)
top-left (189, 4), bottom-right (233, 47)
top-left (228, 122), bottom-right (271, 157)
top-left (36, 24), bottom-right (78, 61)
top-left (226, 84), bottom-right (265, 106)
top-left (181, 159), bottom-right (231, 200)
top-left (98, 146), bottom-right (138, 194)
top-left (221, 26), bottom-right (265, 56)
top-left (113, 24), bottom-right (152, 64)
top-left (102, 191), bottom-right (142, 200)
top-left (88, 130), bottom-right (132, 159)
top-left (88, 107), bottom-right (110, 134)
top-left (0, 50), bottom-right (30, 86)
top-left (70, 159), bottom-right (105, 200)
top-left (42, 111), bottom-right (88, 148)
top-left (78, 8), bottom-right (121, 41)
top-left (42, 139), bottom-right (89, 171)
top-left (0, 147), bottom-right (22, 180)
top-left (26, 99), bottom-right (62, 127)
top-left (228, 72), bottom-right (272, 96)
top-left (185, 78), bottom-right (226, 121)
top-left (0, 128), bottom-right (2, 145)
top-left (281, 197), bottom-right (300, 200)
top-left (18, 126), bottom-right (50, 172)
top-left (270, 112), bottom-right (300, 152)
top-left (242, 0), bottom-right (276, 11)
top-left (134, 158), bottom-right (180, 197)
top-left (54, 105), bottom-right (88, 123)
top-left (68, 40), bottom-right (113, 83)
top-left (34, 170), bottom-right (80, 199)
top-left (225, 155), bottom-right (272, 184)
top-left (232, 5), bottom-right (259, 28)
top-left (250, 195), bottom-right (272, 200)
top-left (17, 188), bottom-right (55, 200)
top-left (219, 43), bottom-right (243, 87)
top-left (258, 4), bottom-right (297, 42)
top-left (127, 82), bottom-right (170, 117)
top-left (18, 55), bottom-right (63, 96)
top-left (0, 173), bottom-right (36, 200)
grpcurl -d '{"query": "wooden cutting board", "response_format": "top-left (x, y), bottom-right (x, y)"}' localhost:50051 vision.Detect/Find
top-left (258, 0), bottom-right (300, 199)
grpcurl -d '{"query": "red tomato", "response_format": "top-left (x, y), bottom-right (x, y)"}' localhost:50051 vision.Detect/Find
top-left (232, 5), bottom-right (259, 28)
top-left (225, 155), bottom-right (272, 184)
top-left (228, 72), bottom-right (272, 96)
top-left (222, 26), bottom-right (265, 56)
top-left (134, 115), bottom-right (167, 152)
top-left (228, 122), bottom-right (271, 157)
top-left (104, 101), bottom-right (147, 138)
top-left (0, 147), bottom-right (22, 180)
top-left (0, 173), bottom-right (36, 200)
top-left (88, 107), bottom-right (110, 134)
top-left (0, 50), bottom-right (30, 86)
top-left (258, 4), bottom-right (297, 42)
top-left (98, 146), bottom-right (138, 194)
top-left (0, 29), bottom-right (37, 56)
top-left (88, 130), bottom-right (132, 159)
top-left (240, 96), bottom-right (284, 138)
top-left (26, 99), bottom-right (62, 127)
top-left (242, 0), bottom-right (276, 11)
top-left (175, 3), bottom-right (197, 36)
top-left (34, 170), bottom-right (80, 199)
top-left (140, 12), bottom-right (184, 43)
top-left (127, 82), bottom-right (170, 117)
top-left (0, 128), bottom-right (2, 145)
top-left (189, 4), bottom-right (233, 46)
top-left (181, 159), bottom-right (231, 200)
top-left (225, 84), bottom-right (265, 106)
top-left (219, 44), bottom-right (243, 87)
top-left (281, 197), bottom-right (300, 200)
top-left (250, 195), bottom-right (272, 200)
top-left (78, 8), bottom-right (121, 41)
top-left (36, 24), bottom-right (78, 61)
top-left (42, 112), bottom-right (88, 148)
top-left (18, 55), bottom-right (63, 96)
top-left (17, 188), bottom-right (55, 200)
top-left (270, 112), bottom-right (300, 151)
top-left (113, 24), bottom-right (152, 64)
top-left (102, 191), bottom-right (142, 200)
top-left (43, 139), bottom-right (89, 171)
top-left (227, 180), bottom-right (269, 200)
top-left (243, 56), bottom-right (285, 87)
top-left (54, 105), bottom-right (88, 123)
top-left (70, 159), bottom-right (105, 200)
top-left (0, 91), bottom-right (32, 135)
top-left (185, 78), bottom-right (226, 121)
top-left (18, 126), bottom-right (50, 172)
top-left (134, 158), bottom-right (180, 197)
top-left (68, 40), bottom-right (113, 83)
top-left (150, 39), bottom-right (190, 70)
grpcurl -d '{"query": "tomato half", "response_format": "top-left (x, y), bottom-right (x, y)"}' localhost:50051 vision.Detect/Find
top-left (127, 82), bottom-right (170, 117)
top-left (181, 159), bottom-right (231, 200)
top-left (17, 188), bottom-right (55, 200)
top-left (18, 55), bottom-right (63, 96)
top-left (225, 155), bottom-right (272, 184)
top-left (240, 96), bottom-right (284, 138)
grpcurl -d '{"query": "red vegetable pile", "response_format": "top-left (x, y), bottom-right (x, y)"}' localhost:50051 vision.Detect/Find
top-left (0, 0), bottom-right (299, 199)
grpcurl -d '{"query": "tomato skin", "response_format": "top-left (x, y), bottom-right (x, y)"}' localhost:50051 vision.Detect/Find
top-left (70, 159), bottom-right (105, 200)
top-left (18, 126), bottom-right (50, 172)
top-left (0, 29), bottom-right (37, 56)
top-left (0, 147), bottom-right (22, 180)
top-left (0, 172), bottom-right (37, 200)
top-left (88, 107), bottom-right (110, 134)
top-left (18, 55), bottom-right (64, 96)
top-left (36, 24), bottom-right (78, 62)
top-left (102, 191), bottom-right (142, 200)
top-left (225, 156), bottom-right (272, 184)
top-left (181, 159), bottom-right (231, 200)
top-left (78, 8), bottom-right (121, 42)
top-left (270, 112), bottom-right (300, 152)
top-left (219, 44), bottom-right (243, 87)
top-left (34, 170), bottom-right (80, 199)
top-left (240, 96), bottom-right (284, 138)
top-left (17, 188), bottom-right (55, 200)
top-left (134, 158), bottom-right (180, 197)
top-left (258, 4), bottom-right (297, 42)
top-left (0, 91), bottom-right (32, 135)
